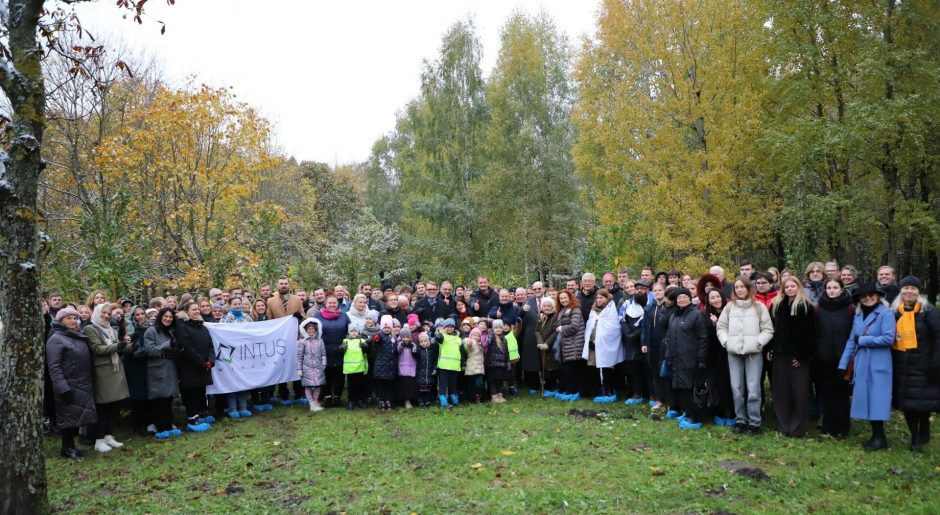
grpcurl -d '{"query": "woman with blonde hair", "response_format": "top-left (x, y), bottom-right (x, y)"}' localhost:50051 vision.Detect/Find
top-left (769, 277), bottom-right (816, 437)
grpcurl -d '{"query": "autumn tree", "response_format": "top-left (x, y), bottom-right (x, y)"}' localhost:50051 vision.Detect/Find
top-left (573, 0), bottom-right (771, 273)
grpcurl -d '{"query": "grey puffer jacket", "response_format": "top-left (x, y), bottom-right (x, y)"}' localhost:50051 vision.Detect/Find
top-left (557, 307), bottom-right (585, 363)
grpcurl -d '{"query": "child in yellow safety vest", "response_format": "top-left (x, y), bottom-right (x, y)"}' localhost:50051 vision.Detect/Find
top-left (341, 325), bottom-right (369, 409)
top-left (434, 318), bottom-right (465, 408)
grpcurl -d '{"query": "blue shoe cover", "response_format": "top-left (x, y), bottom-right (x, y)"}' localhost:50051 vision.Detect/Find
top-left (438, 395), bottom-right (449, 407)
top-left (295, 398), bottom-right (309, 405)
top-left (155, 431), bottom-right (172, 440)
top-left (187, 423), bottom-right (211, 433)
top-left (227, 411), bottom-right (241, 419)
top-left (665, 410), bottom-right (680, 419)
top-left (238, 410), bottom-right (253, 417)
top-left (678, 419), bottom-right (702, 429)
top-left (449, 394), bottom-right (460, 406)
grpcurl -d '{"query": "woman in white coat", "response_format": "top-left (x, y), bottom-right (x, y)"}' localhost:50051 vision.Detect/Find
top-left (717, 277), bottom-right (774, 435)
top-left (583, 290), bottom-right (623, 402)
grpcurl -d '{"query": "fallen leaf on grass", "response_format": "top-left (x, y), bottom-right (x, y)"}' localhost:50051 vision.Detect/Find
top-left (650, 467), bottom-right (665, 476)
top-left (272, 441), bottom-right (280, 446)
top-left (889, 467), bottom-right (903, 475)
top-left (512, 408), bottom-right (520, 414)
top-left (470, 463), bottom-right (483, 469)
top-left (630, 442), bottom-right (651, 452)
top-left (500, 450), bottom-right (515, 456)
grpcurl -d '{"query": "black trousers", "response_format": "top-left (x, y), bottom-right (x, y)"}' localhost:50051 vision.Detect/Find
top-left (278, 380), bottom-right (303, 401)
top-left (150, 397), bottom-right (175, 432)
top-left (624, 361), bottom-right (649, 399)
top-left (346, 373), bottom-right (367, 403)
top-left (181, 387), bottom-right (207, 421)
top-left (438, 369), bottom-right (459, 397)
top-left (816, 360), bottom-right (851, 436)
top-left (560, 360), bottom-right (584, 394)
top-left (374, 378), bottom-right (395, 402)
top-left (93, 401), bottom-right (121, 438)
top-left (131, 399), bottom-right (151, 432)
top-left (324, 366), bottom-right (345, 404)
top-left (60, 427), bottom-right (77, 450)
top-left (674, 388), bottom-right (701, 423)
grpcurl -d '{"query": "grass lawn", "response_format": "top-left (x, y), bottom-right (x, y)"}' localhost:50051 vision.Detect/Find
top-left (46, 395), bottom-right (939, 513)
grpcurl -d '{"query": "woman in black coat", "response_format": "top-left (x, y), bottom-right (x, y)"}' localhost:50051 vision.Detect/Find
top-left (370, 322), bottom-right (398, 412)
top-left (769, 277), bottom-right (816, 438)
top-left (46, 307), bottom-right (97, 459)
top-left (125, 305), bottom-right (151, 435)
top-left (892, 276), bottom-right (940, 452)
top-left (175, 301), bottom-right (216, 429)
top-left (704, 289), bottom-right (735, 426)
top-left (814, 278), bottom-right (855, 438)
top-left (664, 288), bottom-right (709, 428)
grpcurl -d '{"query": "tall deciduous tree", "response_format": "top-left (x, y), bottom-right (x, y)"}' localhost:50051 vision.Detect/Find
top-left (573, 0), bottom-right (770, 273)
top-left (395, 19), bottom-right (489, 281)
top-left (480, 11), bottom-right (582, 282)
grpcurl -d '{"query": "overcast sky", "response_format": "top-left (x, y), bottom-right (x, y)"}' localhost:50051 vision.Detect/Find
top-left (74, 1), bottom-right (600, 164)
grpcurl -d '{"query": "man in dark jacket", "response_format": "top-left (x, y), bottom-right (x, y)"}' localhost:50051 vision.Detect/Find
top-left (514, 286), bottom-right (541, 391)
top-left (876, 265), bottom-right (900, 304)
top-left (413, 281), bottom-right (454, 324)
top-left (576, 272), bottom-right (598, 324)
top-left (469, 276), bottom-right (499, 317)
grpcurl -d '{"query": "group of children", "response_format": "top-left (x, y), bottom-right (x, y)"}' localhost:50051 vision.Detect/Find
top-left (295, 314), bottom-right (518, 411)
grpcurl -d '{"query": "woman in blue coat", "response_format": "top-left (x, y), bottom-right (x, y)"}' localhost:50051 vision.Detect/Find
top-left (839, 283), bottom-right (896, 451)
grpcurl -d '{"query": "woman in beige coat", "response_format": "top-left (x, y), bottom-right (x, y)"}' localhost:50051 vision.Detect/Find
top-left (83, 302), bottom-right (130, 452)
top-left (717, 277), bottom-right (774, 435)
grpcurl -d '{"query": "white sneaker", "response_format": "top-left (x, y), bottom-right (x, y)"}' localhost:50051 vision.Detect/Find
top-left (94, 439), bottom-right (113, 453)
top-left (310, 402), bottom-right (324, 412)
top-left (146, 424), bottom-right (157, 434)
top-left (103, 435), bottom-right (124, 448)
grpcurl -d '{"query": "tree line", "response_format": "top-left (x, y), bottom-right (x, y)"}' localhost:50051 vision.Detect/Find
top-left (36, 0), bottom-right (940, 302)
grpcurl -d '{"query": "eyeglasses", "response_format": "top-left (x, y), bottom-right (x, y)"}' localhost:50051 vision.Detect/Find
top-left (810, 269), bottom-right (822, 273)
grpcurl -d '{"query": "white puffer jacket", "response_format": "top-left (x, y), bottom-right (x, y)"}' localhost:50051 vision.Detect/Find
top-left (716, 299), bottom-right (774, 355)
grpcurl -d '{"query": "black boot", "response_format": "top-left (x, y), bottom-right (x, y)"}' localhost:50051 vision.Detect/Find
top-left (864, 432), bottom-right (888, 451)
top-left (60, 447), bottom-right (83, 460)
top-left (910, 432), bottom-right (924, 453)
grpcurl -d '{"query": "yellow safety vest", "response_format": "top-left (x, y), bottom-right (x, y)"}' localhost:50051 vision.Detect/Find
top-left (506, 331), bottom-right (520, 362)
top-left (438, 333), bottom-right (462, 372)
top-left (343, 338), bottom-right (367, 374)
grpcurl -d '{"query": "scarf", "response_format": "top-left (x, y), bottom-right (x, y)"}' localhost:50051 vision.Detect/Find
top-left (320, 308), bottom-right (342, 321)
top-left (91, 304), bottom-right (120, 371)
top-left (894, 302), bottom-right (920, 352)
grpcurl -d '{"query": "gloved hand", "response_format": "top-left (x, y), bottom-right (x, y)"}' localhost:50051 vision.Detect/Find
top-left (297, 369), bottom-right (303, 378)
top-left (373, 334), bottom-right (381, 343)
top-left (340, 343), bottom-right (348, 350)
top-left (416, 271), bottom-right (422, 280)
top-left (537, 343), bottom-right (548, 351)
top-left (379, 270), bottom-right (386, 279)
top-left (118, 341), bottom-right (129, 352)
top-left (360, 341), bottom-right (369, 350)
top-left (206, 361), bottom-right (214, 370)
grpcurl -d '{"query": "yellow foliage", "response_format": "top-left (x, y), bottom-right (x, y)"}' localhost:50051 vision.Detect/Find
top-left (574, 0), bottom-right (776, 269)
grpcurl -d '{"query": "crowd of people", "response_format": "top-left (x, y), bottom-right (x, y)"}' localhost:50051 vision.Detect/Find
top-left (42, 262), bottom-right (939, 461)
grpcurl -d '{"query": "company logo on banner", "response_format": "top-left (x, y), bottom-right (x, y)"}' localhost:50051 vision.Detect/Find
top-left (205, 316), bottom-right (299, 395)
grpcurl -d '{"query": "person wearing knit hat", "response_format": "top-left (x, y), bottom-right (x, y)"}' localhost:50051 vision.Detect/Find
top-left (341, 324), bottom-right (369, 409)
top-left (891, 275), bottom-right (940, 452)
top-left (372, 313), bottom-right (399, 412)
top-left (407, 313), bottom-right (420, 329)
top-left (46, 305), bottom-right (97, 459)
top-left (464, 327), bottom-right (485, 403)
top-left (397, 326), bottom-right (418, 408)
top-left (54, 306), bottom-right (81, 323)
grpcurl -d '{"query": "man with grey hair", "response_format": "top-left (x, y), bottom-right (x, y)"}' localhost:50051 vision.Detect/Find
top-left (208, 288), bottom-right (224, 305)
top-left (710, 265), bottom-right (733, 298)
top-left (576, 272), bottom-right (598, 323)
top-left (824, 261), bottom-right (840, 281)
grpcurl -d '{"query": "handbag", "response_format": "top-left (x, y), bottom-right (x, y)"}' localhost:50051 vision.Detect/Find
top-left (843, 316), bottom-right (876, 383)
top-left (694, 371), bottom-right (719, 409)
top-left (659, 360), bottom-right (672, 378)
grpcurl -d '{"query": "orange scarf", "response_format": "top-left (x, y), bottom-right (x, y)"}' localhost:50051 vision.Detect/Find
top-left (893, 303), bottom-right (920, 352)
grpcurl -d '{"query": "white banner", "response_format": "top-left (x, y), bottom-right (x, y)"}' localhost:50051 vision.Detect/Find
top-left (205, 316), bottom-right (299, 395)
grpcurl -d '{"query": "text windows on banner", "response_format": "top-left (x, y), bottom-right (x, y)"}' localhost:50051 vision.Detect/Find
top-left (205, 316), bottom-right (299, 394)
